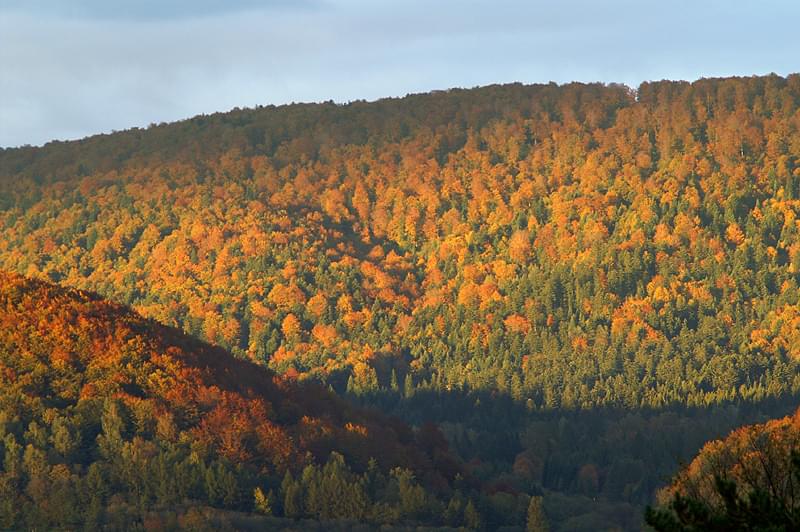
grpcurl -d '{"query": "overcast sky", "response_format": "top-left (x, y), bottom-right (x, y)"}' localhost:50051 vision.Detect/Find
top-left (1, 0), bottom-right (798, 148)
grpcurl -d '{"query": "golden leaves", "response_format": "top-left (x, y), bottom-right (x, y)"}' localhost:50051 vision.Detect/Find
top-left (504, 314), bottom-right (531, 335)
top-left (281, 313), bottom-right (302, 340)
top-left (268, 283), bottom-right (307, 311)
top-left (725, 223), bottom-right (746, 246)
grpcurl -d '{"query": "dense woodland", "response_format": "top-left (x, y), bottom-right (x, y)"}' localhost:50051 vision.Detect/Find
top-left (3, 73), bottom-right (800, 529)
top-left (0, 271), bottom-right (495, 530)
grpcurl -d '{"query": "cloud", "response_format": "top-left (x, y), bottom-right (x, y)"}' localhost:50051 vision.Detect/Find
top-left (1, 0), bottom-right (799, 147)
top-left (1, 0), bottom-right (319, 20)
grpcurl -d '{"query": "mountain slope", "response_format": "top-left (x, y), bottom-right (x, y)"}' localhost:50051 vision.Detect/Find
top-left (4, 74), bottom-right (800, 529)
top-left (0, 271), bottom-right (466, 529)
top-left (2, 75), bottom-right (800, 410)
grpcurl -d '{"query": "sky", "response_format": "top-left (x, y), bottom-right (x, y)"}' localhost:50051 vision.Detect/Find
top-left (1, 0), bottom-right (798, 148)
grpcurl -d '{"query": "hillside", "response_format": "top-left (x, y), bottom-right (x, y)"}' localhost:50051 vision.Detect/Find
top-left (2, 76), bottom-right (800, 409)
top-left (3, 73), bottom-right (800, 529)
top-left (647, 408), bottom-right (800, 529)
top-left (0, 271), bottom-right (473, 530)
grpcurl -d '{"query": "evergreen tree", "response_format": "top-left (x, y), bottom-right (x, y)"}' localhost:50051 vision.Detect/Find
top-left (253, 487), bottom-right (273, 515)
top-left (403, 374), bottom-right (415, 398)
top-left (526, 495), bottom-right (549, 532)
top-left (464, 499), bottom-right (482, 530)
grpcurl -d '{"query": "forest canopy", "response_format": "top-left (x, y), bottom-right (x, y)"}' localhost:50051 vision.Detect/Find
top-left (3, 75), bottom-right (800, 410)
top-left (3, 73), bottom-right (800, 529)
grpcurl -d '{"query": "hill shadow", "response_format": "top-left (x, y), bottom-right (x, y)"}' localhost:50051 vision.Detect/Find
top-left (342, 384), bottom-right (800, 530)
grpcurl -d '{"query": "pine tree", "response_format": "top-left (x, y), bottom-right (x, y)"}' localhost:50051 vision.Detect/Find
top-left (463, 499), bottom-right (481, 530)
top-left (51, 417), bottom-right (76, 460)
top-left (403, 373), bottom-right (415, 398)
top-left (83, 464), bottom-right (107, 530)
top-left (526, 495), bottom-right (549, 532)
top-left (284, 482), bottom-right (303, 518)
top-left (444, 494), bottom-right (463, 526)
top-left (253, 487), bottom-right (273, 515)
top-left (346, 375), bottom-right (357, 395)
top-left (3, 435), bottom-right (21, 480)
top-left (98, 399), bottom-right (126, 460)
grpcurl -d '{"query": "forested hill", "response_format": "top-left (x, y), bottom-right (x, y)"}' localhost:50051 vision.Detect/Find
top-left (3, 73), bottom-right (800, 529)
top-left (2, 75), bottom-right (800, 411)
top-left (0, 82), bottom-right (630, 180)
top-left (0, 271), bottom-right (472, 530)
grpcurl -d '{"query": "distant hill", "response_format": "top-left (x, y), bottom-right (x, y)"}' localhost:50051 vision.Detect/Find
top-left (0, 271), bottom-right (469, 529)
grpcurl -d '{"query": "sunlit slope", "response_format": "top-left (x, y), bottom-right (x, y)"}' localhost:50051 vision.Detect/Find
top-left (2, 75), bottom-right (800, 409)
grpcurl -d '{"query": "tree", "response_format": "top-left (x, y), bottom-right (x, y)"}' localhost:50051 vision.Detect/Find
top-left (253, 487), bottom-right (273, 515)
top-left (281, 313), bottom-right (302, 340)
top-left (464, 499), bottom-right (482, 530)
top-left (98, 399), bottom-right (125, 459)
top-left (282, 471), bottom-right (303, 518)
top-left (526, 495), bottom-right (549, 532)
top-left (646, 453), bottom-right (800, 530)
top-left (646, 410), bottom-right (800, 531)
top-left (51, 417), bottom-right (77, 460)
top-left (509, 229), bottom-right (532, 263)
top-left (444, 494), bottom-right (463, 526)
top-left (393, 467), bottom-right (428, 519)
top-left (403, 373), bottom-right (415, 398)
